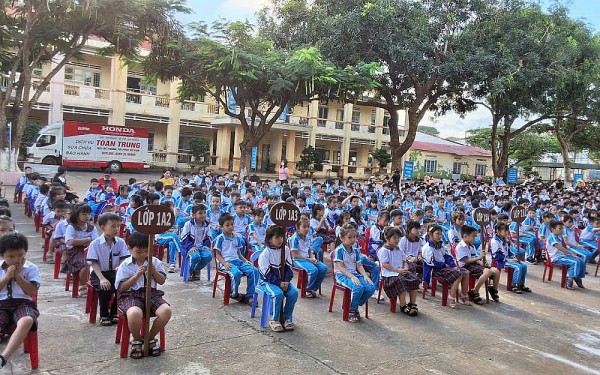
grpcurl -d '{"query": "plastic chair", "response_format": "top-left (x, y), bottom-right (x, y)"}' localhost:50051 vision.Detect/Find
top-left (491, 259), bottom-right (514, 291)
top-left (153, 244), bottom-right (166, 262)
top-left (595, 238), bottom-right (600, 277)
top-left (53, 251), bottom-right (62, 279)
top-left (180, 251), bottom-right (211, 282)
top-left (211, 251), bottom-right (231, 305)
top-left (16, 191), bottom-right (22, 203)
top-left (328, 252), bottom-right (368, 321)
top-left (22, 293), bottom-right (39, 369)
top-left (115, 308), bottom-right (165, 358)
top-left (542, 249), bottom-right (569, 288)
top-left (250, 287), bottom-right (293, 328)
top-left (377, 277), bottom-right (398, 312)
top-left (292, 266), bottom-right (321, 298)
top-left (422, 276), bottom-right (450, 306)
top-left (34, 212), bottom-right (41, 233)
top-left (85, 281), bottom-right (114, 324)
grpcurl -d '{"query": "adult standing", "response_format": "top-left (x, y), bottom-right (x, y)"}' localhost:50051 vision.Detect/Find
top-left (392, 169), bottom-right (401, 192)
top-left (278, 159), bottom-right (289, 185)
top-left (159, 169), bottom-right (175, 187)
top-left (52, 166), bottom-right (72, 190)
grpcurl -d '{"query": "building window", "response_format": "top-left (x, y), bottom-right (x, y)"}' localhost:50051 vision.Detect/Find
top-left (317, 106), bottom-right (328, 127)
top-left (335, 109), bottom-right (344, 129)
top-left (352, 108), bottom-right (361, 123)
top-left (369, 110), bottom-right (376, 133)
top-left (424, 159), bottom-right (437, 173)
top-left (452, 162), bottom-right (462, 175)
top-left (65, 66), bottom-right (101, 87)
top-left (475, 163), bottom-right (487, 176)
top-left (383, 113), bottom-right (391, 135)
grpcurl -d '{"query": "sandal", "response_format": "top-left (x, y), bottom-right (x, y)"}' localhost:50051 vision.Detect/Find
top-left (284, 320), bottom-right (295, 330)
top-left (348, 310), bottom-right (359, 323)
top-left (448, 295), bottom-right (458, 309)
top-left (269, 320), bottom-right (284, 332)
top-left (149, 339), bottom-right (161, 357)
top-left (111, 315), bottom-right (119, 324)
top-left (129, 340), bottom-right (144, 359)
top-left (305, 291), bottom-right (317, 298)
top-left (488, 286), bottom-right (500, 302)
top-left (519, 285), bottom-right (532, 293)
top-left (400, 305), bottom-right (411, 315)
top-left (468, 290), bottom-right (483, 305)
top-left (407, 303), bottom-right (418, 316)
top-left (100, 317), bottom-right (112, 326)
top-left (511, 285), bottom-right (523, 294)
top-left (459, 293), bottom-right (471, 306)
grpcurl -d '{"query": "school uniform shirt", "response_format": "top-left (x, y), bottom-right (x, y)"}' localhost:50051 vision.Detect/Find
top-left (84, 187), bottom-right (101, 203)
top-left (325, 207), bottom-right (340, 228)
top-left (0, 260), bottom-right (40, 301)
top-left (310, 217), bottom-right (326, 232)
top-left (455, 240), bottom-right (478, 267)
top-left (378, 246), bottom-right (407, 278)
top-left (213, 233), bottom-right (245, 262)
top-left (115, 196), bottom-right (130, 206)
top-left (87, 235), bottom-right (130, 272)
top-left (447, 225), bottom-right (461, 245)
top-left (65, 224), bottom-right (98, 249)
top-left (538, 222), bottom-right (550, 239)
top-left (53, 220), bottom-right (68, 240)
top-left (580, 225), bottom-right (598, 241)
top-left (522, 217), bottom-right (537, 231)
top-left (399, 236), bottom-right (424, 258)
top-left (181, 219), bottom-right (210, 248)
top-left (233, 213), bottom-right (252, 235)
top-left (563, 226), bottom-right (578, 244)
top-left (115, 256), bottom-right (166, 291)
top-left (333, 243), bottom-right (361, 275)
top-left (490, 235), bottom-right (512, 263)
top-left (248, 221), bottom-right (267, 245)
top-left (546, 233), bottom-right (564, 262)
top-left (258, 246), bottom-right (293, 285)
top-left (207, 207), bottom-right (223, 228)
top-left (289, 232), bottom-right (315, 258)
top-left (42, 212), bottom-right (60, 227)
top-left (369, 225), bottom-right (384, 252)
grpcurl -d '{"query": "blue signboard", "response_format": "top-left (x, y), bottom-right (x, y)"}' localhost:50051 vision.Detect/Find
top-left (250, 147), bottom-right (258, 170)
top-left (573, 173), bottom-right (583, 185)
top-left (507, 168), bottom-right (518, 184)
top-left (227, 89), bottom-right (238, 114)
top-left (279, 105), bottom-right (289, 121)
top-left (403, 161), bottom-right (414, 180)
top-left (589, 170), bottom-right (600, 180)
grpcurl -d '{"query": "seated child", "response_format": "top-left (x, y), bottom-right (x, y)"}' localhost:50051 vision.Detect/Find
top-left (422, 225), bottom-right (470, 308)
top-left (579, 216), bottom-right (600, 262)
top-left (0, 233), bottom-right (40, 369)
top-left (456, 225), bottom-right (501, 304)
top-left (333, 225), bottom-right (376, 322)
top-left (546, 220), bottom-right (586, 289)
top-left (310, 204), bottom-right (335, 249)
top-left (116, 232), bottom-right (171, 358)
top-left (399, 220), bottom-right (424, 279)
top-left (87, 213), bottom-right (130, 325)
top-left (258, 226), bottom-right (297, 332)
top-left (490, 222), bottom-right (531, 294)
top-left (562, 216), bottom-right (593, 264)
top-left (213, 214), bottom-right (258, 303)
top-left (63, 203), bottom-right (98, 295)
top-left (0, 216), bottom-right (15, 236)
top-left (290, 219), bottom-right (327, 298)
top-left (154, 202), bottom-right (183, 274)
top-left (368, 210), bottom-right (390, 260)
top-left (379, 226), bottom-right (420, 316)
top-left (180, 205), bottom-right (213, 281)
top-left (248, 208), bottom-right (267, 259)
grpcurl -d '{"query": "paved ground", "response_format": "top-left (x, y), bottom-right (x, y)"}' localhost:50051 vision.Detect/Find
top-left (1, 170), bottom-right (600, 375)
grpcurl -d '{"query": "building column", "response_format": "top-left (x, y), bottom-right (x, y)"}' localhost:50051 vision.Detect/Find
top-left (270, 131), bottom-right (283, 168)
top-left (341, 103), bottom-right (353, 176)
top-left (165, 79), bottom-right (182, 166)
top-left (286, 131), bottom-right (297, 176)
top-left (49, 54), bottom-right (65, 124)
top-left (308, 100), bottom-right (319, 147)
top-left (109, 56), bottom-right (127, 125)
top-left (374, 108), bottom-right (385, 149)
top-left (232, 125), bottom-right (244, 172)
top-left (216, 126), bottom-right (231, 170)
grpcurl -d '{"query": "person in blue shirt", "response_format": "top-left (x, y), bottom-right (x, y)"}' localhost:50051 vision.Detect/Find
top-left (13, 166), bottom-right (31, 203)
top-left (290, 219), bottom-right (326, 298)
top-left (546, 220), bottom-right (586, 289)
top-left (180, 204), bottom-right (213, 281)
top-left (248, 208), bottom-right (267, 258)
top-left (213, 214), bottom-right (257, 303)
top-left (490, 222), bottom-right (531, 294)
top-left (579, 216), bottom-right (600, 262)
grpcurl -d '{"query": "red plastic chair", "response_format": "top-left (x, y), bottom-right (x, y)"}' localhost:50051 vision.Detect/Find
top-left (153, 244), bottom-right (166, 262)
top-left (53, 250), bottom-right (62, 279)
top-left (292, 266), bottom-right (322, 298)
top-left (65, 248), bottom-right (88, 298)
top-left (115, 308), bottom-right (165, 358)
top-left (491, 259), bottom-right (514, 291)
top-left (34, 212), bottom-right (41, 233)
top-left (450, 244), bottom-right (489, 303)
top-left (211, 250), bottom-right (232, 305)
top-left (328, 252), bottom-right (368, 321)
top-left (542, 248), bottom-right (569, 288)
top-left (422, 276), bottom-right (450, 306)
top-left (16, 191), bottom-right (22, 203)
top-left (364, 227), bottom-right (371, 253)
top-left (377, 276), bottom-right (398, 312)
top-left (23, 293), bottom-right (39, 369)
top-left (595, 238), bottom-right (600, 277)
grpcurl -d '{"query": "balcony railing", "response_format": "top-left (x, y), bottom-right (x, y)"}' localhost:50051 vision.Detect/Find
top-left (181, 101), bottom-right (195, 111)
top-left (64, 84), bottom-right (109, 100)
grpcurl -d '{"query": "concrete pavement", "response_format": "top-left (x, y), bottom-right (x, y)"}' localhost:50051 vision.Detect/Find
top-left (1, 170), bottom-right (600, 375)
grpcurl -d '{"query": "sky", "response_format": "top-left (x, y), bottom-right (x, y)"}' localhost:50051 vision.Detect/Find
top-left (177, 0), bottom-right (600, 139)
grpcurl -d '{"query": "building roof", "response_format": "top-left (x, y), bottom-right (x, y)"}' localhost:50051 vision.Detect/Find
top-left (411, 132), bottom-right (491, 157)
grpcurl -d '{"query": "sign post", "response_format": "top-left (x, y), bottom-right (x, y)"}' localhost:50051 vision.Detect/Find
top-left (131, 204), bottom-right (175, 357)
top-left (403, 161), bottom-right (414, 180)
top-left (510, 205), bottom-right (527, 263)
top-left (507, 168), bottom-right (518, 184)
top-left (269, 202), bottom-right (301, 327)
top-left (472, 207), bottom-right (491, 304)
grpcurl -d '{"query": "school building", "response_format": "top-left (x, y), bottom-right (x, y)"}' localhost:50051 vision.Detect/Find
top-left (3, 38), bottom-right (492, 179)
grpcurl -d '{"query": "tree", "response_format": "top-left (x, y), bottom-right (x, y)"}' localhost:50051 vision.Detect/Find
top-left (0, 0), bottom-right (187, 171)
top-left (371, 148), bottom-right (391, 169)
top-left (458, 1), bottom-right (598, 178)
top-left (417, 126), bottom-right (440, 137)
top-left (146, 21), bottom-right (376, 178)
top-left (297, 146), bottom-right (323, 171)
top-left (260, 0), bottom-right (489, 172)
top-left (466, 127), bottom-right (560, 165)
top-left (19, 122), bottom-right (41, 157)
top-left (188, 137), bottom-right (211, 167)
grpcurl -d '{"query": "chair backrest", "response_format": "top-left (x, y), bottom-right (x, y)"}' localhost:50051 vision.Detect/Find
top-left (365, 227), bottom-right (371, 246)
top-left (450, 244), bottom-right (460, 264)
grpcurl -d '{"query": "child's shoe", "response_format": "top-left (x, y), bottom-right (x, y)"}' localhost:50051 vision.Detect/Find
top-left (566, 278), bottom-right (575, 289)
top-left (511, 285), bottom-right (523, 294)
top-left (269, 320), bottom-right (284, 332)
top-left (519, 284), bottom-right (532, 292)
top-left (526, 257), bottom-right (536, 264)
top-left (574, 278), bottom-right (585, 289)
top-left (168, 264), bottom-right (176, 273)
top-left (348, 310), bottom-right (359, 323)
top-left (488, 286), bottom-right (500, 302)
top-left (284, 320), bottom-right (295, 330)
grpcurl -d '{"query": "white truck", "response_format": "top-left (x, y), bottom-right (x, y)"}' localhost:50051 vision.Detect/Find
top-left (26, 121), bottom-right (150, 172)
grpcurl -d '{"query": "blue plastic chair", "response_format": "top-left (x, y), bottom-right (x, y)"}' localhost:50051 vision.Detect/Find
top-left (180, 251), bottom-right (211, 282)
top-left (251, 285), bottom-right (292, 329)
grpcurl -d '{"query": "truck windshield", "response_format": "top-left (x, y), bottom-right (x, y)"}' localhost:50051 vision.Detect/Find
top-left (36, 134), bottom-right (56, 147)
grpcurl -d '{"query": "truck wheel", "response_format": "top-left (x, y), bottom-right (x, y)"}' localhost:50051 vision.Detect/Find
top-left (42, 156), bottom-right (58, 165)
top-left (107, 160), bottom-right (122, 173)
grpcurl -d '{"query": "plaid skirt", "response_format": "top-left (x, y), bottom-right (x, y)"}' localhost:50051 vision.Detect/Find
top-left (61, 246), bottom-right (85, 274)
top-left (316, 231), bottom-right (335, 245)
top-left (407, 261), bottom-right (423, 279)
top-left (382, 273), bottom-right (420, 299)
top-left (432, 266), bottom-right (469, 285)
top-left (118, 289), bottom-right (169, 315)
top-left (0, 299), bottom-right (39, 332)
top-left (464, 263), bottom-right (485, 279)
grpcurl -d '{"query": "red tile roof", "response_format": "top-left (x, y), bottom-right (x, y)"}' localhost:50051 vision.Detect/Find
top-left (411, 133), bottom-right (491, 157)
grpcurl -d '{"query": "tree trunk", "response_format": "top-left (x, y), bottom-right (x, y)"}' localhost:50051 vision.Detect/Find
top-left (555, 118), bottom-right (572, 182)
top-left (386, 107), bottom-right (403, 171)
top-left (238, 134), bottom-right (260, 181)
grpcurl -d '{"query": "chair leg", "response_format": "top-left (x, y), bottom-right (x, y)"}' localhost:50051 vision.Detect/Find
top-left (260, 293), bottom-right (270, 329)
top-left (115, 315), bottom-right (123, 344)
top-left (159, 327), bottom-right (165, 351)
top-left (441, 282), bottom-right (449, 306)
top-left (89, 290), bottom-right (99, 324)
top-left (250, 292), bottom-right (258, 318)
top-left (389, 296), bottom-right (397, 313)
top-left (342, 288), bottom-right (350, 321)
top-left (595, 261), bottom-right (599, 277)
top-left (85, 285), bottom-right (92, 314)
top-left (431, 278), bottom-right (437, 297)
top-left (27, 331), bottom-right (38, 369)
top-left (506, 268), bottom-right (514, 291)
top-left (223, 275), bottom-right (231, 305)
top-left (212, 274), bottom-right (218, 298)
top-left (72, 274), bottom-right (79, 298)
top-left (560, 266), bottom-right (568, 288)
top-left (120, 317), bottom-right (130, 358)
top-left (54, 253), bottom-right (61, 279)
top-left (548, 264), bottom-right (554, 281)
top-left (377, 280), bottom-right (383, 304)
top-left (364, 299), bottom-right (369, 319)
top-left (328, 285), bottom-right (336, 313)
top-left (542, 265), bottom-right (548, 282)
top-left (422, 282), bottom-right (428, 299)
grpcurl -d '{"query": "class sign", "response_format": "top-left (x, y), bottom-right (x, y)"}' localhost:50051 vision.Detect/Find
top-left (510, 206), bottom-right (527, 224)
top-left (131, 205), bottom-right (176, 234)
top-left (270, 202), bottom-right (301, 228)
top-left (472, 208), bottom-right (491, 227)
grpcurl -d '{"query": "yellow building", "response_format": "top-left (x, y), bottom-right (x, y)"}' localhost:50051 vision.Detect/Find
top-left (5, 41), bottom-right (492, 179)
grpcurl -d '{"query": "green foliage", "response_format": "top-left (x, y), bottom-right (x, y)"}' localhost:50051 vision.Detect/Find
top-left (417, 126), bottom-right (440, 136)
top-left (297, 146), bottom-right (323, 171)
top-left (19, 123), bottom-right (41, 156)
top-left (188, 137), bottom-right (211, 166)
top-left (371, 148), bottom-right (391, 168)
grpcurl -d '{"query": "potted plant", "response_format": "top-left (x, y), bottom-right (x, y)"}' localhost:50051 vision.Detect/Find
top-left (371, 148), bottom-right (392, 176)
top-left (297, 146), bottom-right (323, 178)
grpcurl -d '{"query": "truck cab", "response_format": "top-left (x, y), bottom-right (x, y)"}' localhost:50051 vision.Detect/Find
top-left (26, 122), bottom-right (63, 165)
